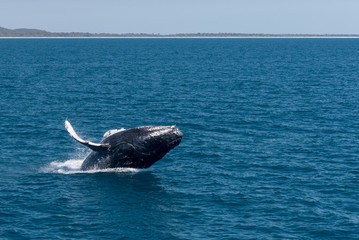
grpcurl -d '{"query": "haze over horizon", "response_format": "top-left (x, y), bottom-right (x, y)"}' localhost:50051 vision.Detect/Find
top-left (1, 0), bottom-right (359, 34)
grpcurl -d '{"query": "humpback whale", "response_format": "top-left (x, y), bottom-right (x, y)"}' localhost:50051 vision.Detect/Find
top-left (65, 121), bottom-right (183, 170)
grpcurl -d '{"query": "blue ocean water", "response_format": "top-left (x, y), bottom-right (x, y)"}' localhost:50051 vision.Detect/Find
top-left (0, 38), bottom-right (359, 239)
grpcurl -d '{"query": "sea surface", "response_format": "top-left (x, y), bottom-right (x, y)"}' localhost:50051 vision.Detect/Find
top-left (0, 38), bottom-right (359, 239)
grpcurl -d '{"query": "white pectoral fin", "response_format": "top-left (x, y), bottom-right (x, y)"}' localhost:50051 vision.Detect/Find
top-left (65, 120), bottom-right (109, 151)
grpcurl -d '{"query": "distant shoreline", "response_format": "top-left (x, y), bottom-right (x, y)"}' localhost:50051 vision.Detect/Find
top-left (1, 26), bottom-right (359, 38)
top-left (2, 36), bottom-right (359, 39)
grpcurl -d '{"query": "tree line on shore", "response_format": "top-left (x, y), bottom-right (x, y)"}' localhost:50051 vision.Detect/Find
top-left (1, 26), bottom-right (358, 38)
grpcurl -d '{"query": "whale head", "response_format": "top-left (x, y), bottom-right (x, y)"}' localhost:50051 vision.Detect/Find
top-left (133, 125), bottom-right (183, 152)
top-left (103, 125), bottom-right (183, 168)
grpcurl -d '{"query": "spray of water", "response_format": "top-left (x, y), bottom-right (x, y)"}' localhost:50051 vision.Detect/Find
top-left (40, 148), bottom-right (140, 174)
top-left (40, 159), bottom-right (140, 174)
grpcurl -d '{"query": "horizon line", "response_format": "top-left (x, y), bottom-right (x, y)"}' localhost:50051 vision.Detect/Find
top-left (1, 26), bottom-right (359, 36)
top-left (2, 36), bottom-right (359, 39)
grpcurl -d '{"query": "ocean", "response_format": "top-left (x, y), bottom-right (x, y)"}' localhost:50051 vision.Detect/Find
top-left (0, 38), bottom-right (359, 239)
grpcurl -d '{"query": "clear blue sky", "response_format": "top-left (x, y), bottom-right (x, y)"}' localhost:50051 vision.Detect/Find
top-left (1, 0), bottom-right (359, 34)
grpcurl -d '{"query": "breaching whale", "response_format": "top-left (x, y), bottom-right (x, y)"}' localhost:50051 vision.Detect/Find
top-left (65, 120), bottom-right (183, 170)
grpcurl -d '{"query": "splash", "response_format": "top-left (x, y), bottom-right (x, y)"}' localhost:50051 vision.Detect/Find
top-left (40, 159), bottom-right (140, 174)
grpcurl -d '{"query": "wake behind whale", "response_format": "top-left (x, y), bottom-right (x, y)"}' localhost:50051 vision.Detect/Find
top-left (41, 158), bottom-right (141, 174)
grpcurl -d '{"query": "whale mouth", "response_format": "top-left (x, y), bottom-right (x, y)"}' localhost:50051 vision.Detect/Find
top-left (168, 136), bottom-right (182, 148)
top-left (167, 129), bottom-right (183, 149)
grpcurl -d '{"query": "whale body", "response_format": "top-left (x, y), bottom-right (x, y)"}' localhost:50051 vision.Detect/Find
top-left (65, 121), bottom-right (183, 170)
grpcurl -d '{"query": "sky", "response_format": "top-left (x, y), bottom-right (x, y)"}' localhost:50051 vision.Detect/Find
top-left (1, 0), bottom-right (359, 34)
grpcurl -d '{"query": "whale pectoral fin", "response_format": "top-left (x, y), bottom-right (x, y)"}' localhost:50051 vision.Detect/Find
top-left (65, 120), bottom-right (109, 152)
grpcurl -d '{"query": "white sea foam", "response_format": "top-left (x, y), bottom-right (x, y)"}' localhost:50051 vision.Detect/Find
top-left (40, 159), bottom-right (140, 174)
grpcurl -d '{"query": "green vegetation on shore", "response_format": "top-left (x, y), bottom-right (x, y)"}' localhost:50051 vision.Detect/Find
top-left (1, 26), bottom-right (359, 38)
